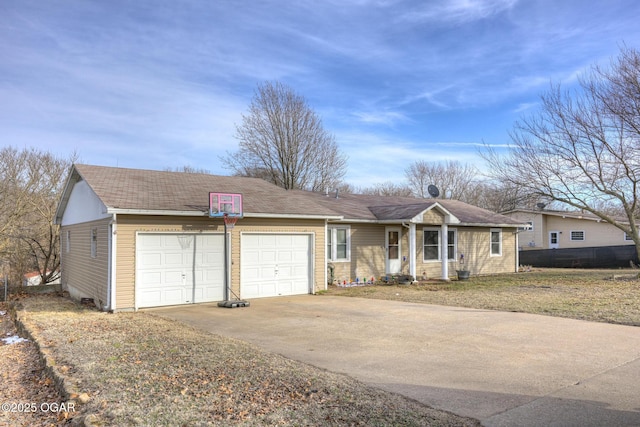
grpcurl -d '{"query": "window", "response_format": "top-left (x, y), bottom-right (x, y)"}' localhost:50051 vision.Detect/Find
top-left (518, 221), bottom-right (533, 231)
top-left (423, 228), bottom-right (439, 261)
top-left (91, 228), bottom-right (98, 258)
top-left (423, 228), bottom-right (456, 261)
top-left (490, 229), bottom-right (502, 256)
top-left (570, 230), bottom-right (585, 241)
top-left (447, 229), bottom-right (457, 261)
top-left (65, 230), bottom-right (71, 253)
top-left (327, 226), bottom-right (350, 261)
top-left (625, 232), bottom-right (634, 241)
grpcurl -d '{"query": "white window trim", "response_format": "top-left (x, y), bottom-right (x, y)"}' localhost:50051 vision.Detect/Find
top-left (422, 228), bottom-right (456, 262)
top-left (327, 225), bottom-right (350, 262)
top-left (570, 230), bottom-right (585, 241)
top-left (490, 228), bottom-right (502, 257)
top-left (423, 227), bottom-right (441, 262)
top-left (65, 230), bottom-right (70, 253)
top-left (446, 228), bottom-right (457, 262)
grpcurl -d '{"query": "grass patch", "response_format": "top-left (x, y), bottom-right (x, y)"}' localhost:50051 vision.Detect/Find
top-left (325, 268), bottom-right (640, 326)
top-left (14, 295), bottom-right (478, 426)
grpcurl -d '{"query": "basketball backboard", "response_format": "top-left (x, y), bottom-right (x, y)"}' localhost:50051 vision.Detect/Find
top-left (209, 192), bottom-right (243, 218)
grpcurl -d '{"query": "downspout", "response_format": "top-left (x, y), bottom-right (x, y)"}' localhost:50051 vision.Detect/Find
top-left (515, 230), bottom-right (520, 273)
top-left (106, 213), bottom-right (117, 312)
top-left (324, 219), bottom-right (328, 291)
top-left (441, 223), bottom-right (449, 280)
top-left (402, 222), bottom-right (416, 279)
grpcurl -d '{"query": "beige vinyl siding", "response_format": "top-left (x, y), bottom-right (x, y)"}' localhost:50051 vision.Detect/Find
top-left (333, 223), bottom-right (519, 282)
top-left (507, 211), bottom-right (543, 250)
top-left (417, 227), bottom-right (518, 278)
top-left (545, 216), bottom-right (630, 249)
top-left (456, 227), bottom-right (517, 275)
top-left (60, 218), bottom-right (110, 308)
top-left (506, 211), bottom-right (634, 250)
top-left (115, 215), bottom-right (325, 310)
top-left (422, 209), bottom-right (444, 224)
top-left (330, 223), bottom-right (386, 283)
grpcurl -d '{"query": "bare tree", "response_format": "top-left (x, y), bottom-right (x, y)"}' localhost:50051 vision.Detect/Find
top-left (163, 165), bottom-right (211, 174)
top-left (474, 181), bottom-right (541, 213)
top-left (222, 81), bottom-right (347, 191)
top-left (483, 46), bottom-right (640, 256)
top-left (405, 160), bottom-right (483, 201)
top-left (359, 181), bottom-right (414, 197)
top-left (0, 147), bottom-right (74, 286)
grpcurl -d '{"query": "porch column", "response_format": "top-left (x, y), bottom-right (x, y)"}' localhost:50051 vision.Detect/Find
top-left (441, 223), bottom-right (449, 280)
top-left (409, 223), bottom-right (416, 279)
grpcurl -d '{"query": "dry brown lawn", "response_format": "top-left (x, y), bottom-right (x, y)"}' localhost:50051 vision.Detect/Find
top-left (326, 268), bottom-right (640, 326)
top-left (10, 295), bottom-right (478, 426)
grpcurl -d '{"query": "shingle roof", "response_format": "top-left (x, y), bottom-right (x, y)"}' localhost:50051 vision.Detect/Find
top-left (58, 164), bottom-right (523, 227)
top-left (69, 164), bottom-right (339, 217)
top-left (300, 191), bottom-right (523, 226)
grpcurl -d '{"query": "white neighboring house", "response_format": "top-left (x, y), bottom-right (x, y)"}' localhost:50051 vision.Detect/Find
top-left (23, 271), bottom-right (60, 287)
top-left (502, 209), bottom-right (635, 250)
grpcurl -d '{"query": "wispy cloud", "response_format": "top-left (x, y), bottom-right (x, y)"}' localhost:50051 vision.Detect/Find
top-left (2, 0), bottom-right (640, 185)
top-left (352, 111), bottom-right (410, 126)
top-left (399, 0), bottom-right (518, 24)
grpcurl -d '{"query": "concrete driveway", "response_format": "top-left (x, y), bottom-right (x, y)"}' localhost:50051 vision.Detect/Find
top-left (151, 296), bottom-right (640, 426)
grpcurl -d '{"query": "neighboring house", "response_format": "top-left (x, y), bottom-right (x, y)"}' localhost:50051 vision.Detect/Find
top-left (502, 209), bottom-right (634, 251)
top-left (55, 164), bottom-right (525, 311)
top-left (23, 271), bottom-right (60, 286)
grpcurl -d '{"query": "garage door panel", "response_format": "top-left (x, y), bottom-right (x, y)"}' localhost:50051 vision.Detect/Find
top-left (241, 234), bottom-right (311, 299)
top-left (278, 251), bottom-right (293, 262)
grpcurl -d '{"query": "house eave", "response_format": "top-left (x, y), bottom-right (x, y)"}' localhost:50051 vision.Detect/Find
top-left (54, 167), bottom-right (81, 225)
top-left (107, 208), bottom-right (341, 221)
top-left (245, 213), bottom-right (343, 220)
top-left (458, 222), bottom-right (525, 228)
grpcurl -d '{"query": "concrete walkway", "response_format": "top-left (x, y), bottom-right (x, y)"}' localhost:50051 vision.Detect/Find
top-left (151, 296), bottom-right (640, 426)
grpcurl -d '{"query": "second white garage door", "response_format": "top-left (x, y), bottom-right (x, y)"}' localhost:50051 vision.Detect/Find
top-left (241, 234), bottom-right (312, 299)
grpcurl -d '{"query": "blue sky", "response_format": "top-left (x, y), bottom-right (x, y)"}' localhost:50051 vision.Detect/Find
top-left (2, 0), bottom-right (639, 187)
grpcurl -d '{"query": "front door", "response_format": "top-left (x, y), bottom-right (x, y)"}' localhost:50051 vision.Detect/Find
top-left (549, 231), bottom-right (560, 249)
top-left (386, 227), bottom-right (401, 273)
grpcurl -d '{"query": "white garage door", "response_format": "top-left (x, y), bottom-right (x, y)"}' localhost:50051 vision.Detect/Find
top-left (136, 233), bottom-right (225, 308)
top-left (241, 234), bottom-right (311, 299)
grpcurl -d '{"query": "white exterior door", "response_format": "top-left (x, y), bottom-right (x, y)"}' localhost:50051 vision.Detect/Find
top-left (549, 231), bottom-right (560, 249)
top-left (136, 233), bottom-right (225, 308)
top-left (386, 227), bottom-right (402, 274)
top-left (241, 234), bottom-right (311, 299)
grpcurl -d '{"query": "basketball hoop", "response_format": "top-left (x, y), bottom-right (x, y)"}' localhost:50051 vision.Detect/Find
top-left (223, 213), bottom-right (238, 229)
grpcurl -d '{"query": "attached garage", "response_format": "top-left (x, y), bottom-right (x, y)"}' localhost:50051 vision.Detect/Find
top-left (56, 165), bottom-right (338, 311)
top-left (136, 233), bottom-right (225, 308)
top-left (241, 233), bottom-right (312, 299)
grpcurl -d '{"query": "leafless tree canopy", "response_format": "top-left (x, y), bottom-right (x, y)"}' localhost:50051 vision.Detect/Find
top-left (163, 165), bottom-right (212, 174)
top-left (222, 81), bottom-right (347, 191)
top-left (405, 160), bottom-right (481, 200)
top-left (483, 46), bottom-right (640, 254)
top-left (0, 147), bottom-right (75, 286)
top-left (358, 181), bottom-right (414, 197)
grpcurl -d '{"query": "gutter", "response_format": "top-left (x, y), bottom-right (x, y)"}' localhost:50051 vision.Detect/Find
top-left (107, 208), bottom-right (342, 221)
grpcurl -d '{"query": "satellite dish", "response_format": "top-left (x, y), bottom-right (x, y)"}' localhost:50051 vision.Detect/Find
top-left (428, 185), bottom-right (440, 198)
top-left (536, 202), bottom-right (546, 210)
